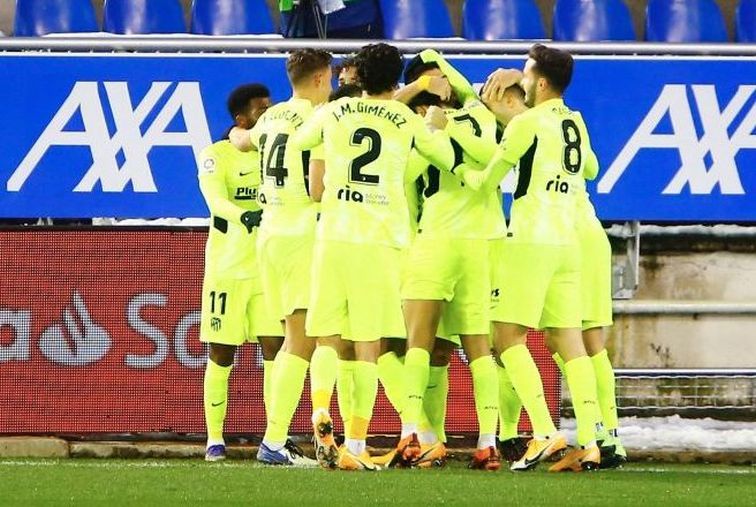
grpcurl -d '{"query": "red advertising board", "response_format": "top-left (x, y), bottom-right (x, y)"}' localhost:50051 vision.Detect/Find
top-left (0, 229), bottom-right (560, 435)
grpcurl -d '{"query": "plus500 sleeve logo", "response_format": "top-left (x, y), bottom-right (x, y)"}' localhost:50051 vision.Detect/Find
top-left (7, 81), bottom-right (212, 193)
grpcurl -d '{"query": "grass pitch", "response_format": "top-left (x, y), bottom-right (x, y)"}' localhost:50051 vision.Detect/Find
top-left (1, 459), bottom-right (753, 506)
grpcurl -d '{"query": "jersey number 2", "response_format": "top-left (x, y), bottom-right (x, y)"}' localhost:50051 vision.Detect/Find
top-left (349, 127), bottom-right (381, 185)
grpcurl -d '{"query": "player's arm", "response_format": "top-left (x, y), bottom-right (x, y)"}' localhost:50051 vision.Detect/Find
top-left (584, 148), bottom-right (599, 181)
top-left (394, 75), bottom-right (452, 104)
top-left (291, 105), bottom-right (328, 152)
top-left (198, 152), bottom-right (261, 232)
top-left (419, 49), bottom-right (478, 105)
top-left (228, 126), bottom-right (257, 152)
top-left (308, 144), bottom-right (326, 202)
top-left (462, 114), bottom-right (536, 194)
top-left (411, 113), bottom-right (459, 173)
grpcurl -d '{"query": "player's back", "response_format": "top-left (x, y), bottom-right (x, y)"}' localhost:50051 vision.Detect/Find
top-left (318, 97), bottom-right (427, 248)
top-left (251, 98), bottom-right (317, 237)
top-left (419, 100), bottom-right (506, 239)
top-left (198, 140), bottom-right (261, 279)
top-left (506, 98), bottom-right (591, 245)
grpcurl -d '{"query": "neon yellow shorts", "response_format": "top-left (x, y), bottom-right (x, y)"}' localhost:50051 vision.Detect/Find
top-left (578, 219), bottom-right (613, 330)
top-left (307, 240), bottom-right (406, 342)
top-left (492, 241), bottom-right (582, 330)
top-left (489, 237), bottom-right (506, 311)
top-left (401, 235), bottom-right (490, 336)
top-left (258, 233), bottom-right (314, 320)
top-left (200, 276), bottom-right (281, 345)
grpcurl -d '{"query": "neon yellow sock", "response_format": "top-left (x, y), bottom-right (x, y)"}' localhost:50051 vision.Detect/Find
top-left (564, 356), bottom-right (600, 447)
top-left (470, 356), bottom-right (499, 444)
top-left (204, 359), bottom-right (232, 444)
top-left (497, 365), bottom-right (522, 441)
top-left (551, 352), bottom-right (566, 376)
top-left (263, 360), bottom-right (274, 417)
top-left (337, 359), bottom-right (355, 436)
top-left (401, 348), bottom-right (430, 428)
top-left (500, 345), bottom-right (556, 438)
top-left (349, 361), bottom-right (378, 440)
top-left (424, 365), bottom-right (449, 443)
top-left (377, 351), bottom-right (406, 415)
top-left (591, 349), bottom-right (619, 432)
top-left (262, 351), bottom-right (308, 445)
top-left (310, 345), bottom-right (338, 413)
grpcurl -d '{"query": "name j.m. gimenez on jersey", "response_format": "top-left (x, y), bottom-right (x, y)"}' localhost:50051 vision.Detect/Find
top-left (332, 100), bottom-right (408, 128)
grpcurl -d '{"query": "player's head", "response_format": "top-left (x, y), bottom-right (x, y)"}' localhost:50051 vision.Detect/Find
top-left (403, 56), bottom-right (460, 113)
top-left (226, 83), bottom-right (272, 129)
top-left (521, 43), bottom-right (573, 106)
top-left (496, 84), bottom-right (527, 124)
top-left (329, 83), bottom-right (362, 102)
top-left (334, 56), bottom-right (359, 86)
top-left (355, 43), bottom-right (403, 96)
top-left (286, 48), bottom-right (333, 104)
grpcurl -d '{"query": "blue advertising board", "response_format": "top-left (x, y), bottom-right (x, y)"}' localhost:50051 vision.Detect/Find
top-left (0, 53), bottom-right (753, 221)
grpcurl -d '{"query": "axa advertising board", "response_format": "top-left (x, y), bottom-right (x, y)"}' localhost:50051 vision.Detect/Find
top-left (0, 53), bottom-right (753, 221)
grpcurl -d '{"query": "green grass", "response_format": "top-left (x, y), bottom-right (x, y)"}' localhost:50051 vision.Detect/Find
top-left (0, 459), bottom-right (753, 506)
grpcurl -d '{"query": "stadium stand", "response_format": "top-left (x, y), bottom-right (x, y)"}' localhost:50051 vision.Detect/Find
top-left (378, 0), bottom-right (455, 39)
top-left (13, 0), bottom-right (98, 36)
top-left (646, 0), bottom-right (728, 42)
top-left (553, 0), bottom-right (635, 41)
top-left (190, 0), bottom-right (276, 35)
top-left (103, 0), bottom-right (187, 34)
top-left (462, 0), bottom-right (546, 40)
top-left (736, 0), bottom-right (756, 42)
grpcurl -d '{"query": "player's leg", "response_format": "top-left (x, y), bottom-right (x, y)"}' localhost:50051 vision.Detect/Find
top-left (257, 235), bottom-right (317, 466)
top-left (250, 291), bottom-right (285, 418)
top-left (336, 339), bottom-right (356, 438)
top-left (200, 277), bottom-right (251, 462)
top-left (425, 336), bottom-right (453, 444)
top-left (257, 335), bottom-right (284, 418)
top-left (494, 352), bottom-right (527, 463)
top-left (542, 244), bottom-right (601, 472)
top-left (377, 336), bottom-right (407, 420)
top-left (310, 334), bottom-right (342, 468)
top-left (491, 243), bottom-right (564, 471)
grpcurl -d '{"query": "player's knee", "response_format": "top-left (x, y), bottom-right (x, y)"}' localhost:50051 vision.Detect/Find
top-left (209, 343), bottom-right (236, 367)
top-left (258, 336), bottom-right (284, 361)
top-left (430, 340), bottom-right (454, 366)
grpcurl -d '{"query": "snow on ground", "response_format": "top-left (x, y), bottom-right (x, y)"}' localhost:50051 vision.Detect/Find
top-left (560, 415), bottom-right (756, 451)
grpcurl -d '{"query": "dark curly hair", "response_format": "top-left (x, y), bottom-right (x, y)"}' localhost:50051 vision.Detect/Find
top-left (355, 43), bottom-right (403, 95)
top-left (226, 83), bottom-right (270, 119)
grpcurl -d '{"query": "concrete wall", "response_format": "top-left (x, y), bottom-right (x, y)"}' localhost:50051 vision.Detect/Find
top-left (0, 1), bottom-right (742, 40)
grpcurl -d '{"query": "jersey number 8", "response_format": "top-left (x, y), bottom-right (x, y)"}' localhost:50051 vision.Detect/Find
top-left (561, 119), bottom-right (582, 175)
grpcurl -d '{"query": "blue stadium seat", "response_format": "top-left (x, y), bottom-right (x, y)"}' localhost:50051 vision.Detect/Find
top-left (14, 0), bottom-right (98, 36)
top-left (190, 0), bottom-right (275, 35)
top-left (737, 0), bottom-right (756, 42)
top-left (553, 0), bottom-right (635, 41)
top-left (646, 0), bottom-right (728, 42)
top-left (378, 0), bottom-right (454, 39)
top-left (463, 0), bottom-right (545, 40)
top-left (103, 0), bottom-right (186, 35)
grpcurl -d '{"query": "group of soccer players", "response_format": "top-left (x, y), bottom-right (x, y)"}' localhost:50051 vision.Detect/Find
top-left (197, 41), bottom-right (627, 473)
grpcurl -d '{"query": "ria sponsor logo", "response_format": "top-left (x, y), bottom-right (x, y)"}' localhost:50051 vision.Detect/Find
top-left (545, 175), bottom-right (570, 194)
top-left (337, 185), bottom-right (364, 203)
top-left (336, 185), bottom-right (389, 205)
top-left (7, 81), bottom-right (212, 193)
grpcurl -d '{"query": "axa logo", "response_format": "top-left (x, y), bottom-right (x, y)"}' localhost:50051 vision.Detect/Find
top-left (599, 84), bottom-right (755, 195)
top-left (7, 81), bottom-right (212, 193)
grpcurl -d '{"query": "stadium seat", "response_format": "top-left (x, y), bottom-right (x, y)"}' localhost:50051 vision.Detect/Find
top-left (737, 0), bottom-right (756, 42)
top-left (103, 0), bottom-right (186, 35)
top-left (190, 0), bottom-right (276, 35)
top-left (553, 0), bottom-right (635, 41)
top-left (462, 0), bottom-right (546, 40)
top-left (14, 0), bottom-right (98, 36)
top-left (378, 0), bottom-right (455, 39)
top-left (646, 0), bottom-right (728, 42)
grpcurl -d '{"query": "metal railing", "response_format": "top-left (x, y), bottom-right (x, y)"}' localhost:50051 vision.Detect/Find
top-left (1, 36), bottom-right (755, 56)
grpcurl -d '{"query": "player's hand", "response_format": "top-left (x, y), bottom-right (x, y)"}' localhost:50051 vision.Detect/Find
top-left (240, 210), bottom-right (262, 233)
top-left (419, 48), bottom-right (441, 63)
top-left (483, 68), bottom-right (523, 102)
top-left (424, 105), bottom-right (448, 131)
top-left (426, 76), bottom-right (452, 102)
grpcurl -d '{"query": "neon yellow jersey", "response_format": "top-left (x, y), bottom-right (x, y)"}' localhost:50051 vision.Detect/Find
top-left (496, 98), bottom-right (596, 245)
top-left (418, 101), bottom-right (507, 239)
top-left (198, 140), bottom-right (262, 280)
top-left (249, 98), bottom-right (318, 237)
top-left (292, 96), bottom-right (456, 248)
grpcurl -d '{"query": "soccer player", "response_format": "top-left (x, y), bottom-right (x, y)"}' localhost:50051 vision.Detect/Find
top-left (481, 65), bottom-right (626, 468)
top-left (460, 44), bottom-right (601, 472)
top-left (229, 49), bottom-right (332, 467)
top-left (334, 55), bottom-right (359, 86)
top-left (292, 42), bottom-right (459, 471)
top-left (395, 50), bottom-right (505, 471)
top-left (198, 84), bottom-right (286, 462)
